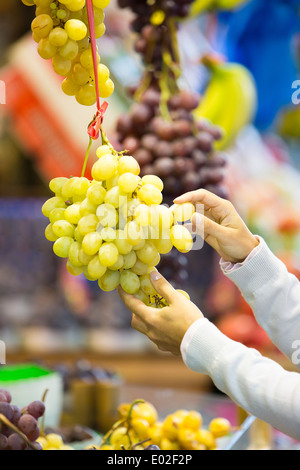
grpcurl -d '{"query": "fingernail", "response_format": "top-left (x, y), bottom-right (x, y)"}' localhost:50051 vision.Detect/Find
top-left (150, 270), bottom-right (162, 281)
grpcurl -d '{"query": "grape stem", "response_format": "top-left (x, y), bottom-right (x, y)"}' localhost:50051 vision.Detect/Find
top-left (81, 136), bottom-right (93, 177)
top-left (0, 414), bottom-right (38, 450)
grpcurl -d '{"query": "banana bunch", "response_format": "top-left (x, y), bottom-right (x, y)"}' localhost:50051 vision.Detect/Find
top-left (190, 0), bottom-right (250, 16)
top-left (194, 57), bottom-right (257, 150)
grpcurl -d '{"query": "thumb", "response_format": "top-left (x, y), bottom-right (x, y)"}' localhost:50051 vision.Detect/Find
top-left (149, 270), bottom-right (177, 305)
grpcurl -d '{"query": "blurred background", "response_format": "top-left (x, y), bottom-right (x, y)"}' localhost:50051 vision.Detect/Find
top-left (0, 0), bottom-right (300, 448)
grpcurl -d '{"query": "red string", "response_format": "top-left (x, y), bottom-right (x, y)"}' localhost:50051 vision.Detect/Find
top-left (86, 0), bottom-right (108, 140)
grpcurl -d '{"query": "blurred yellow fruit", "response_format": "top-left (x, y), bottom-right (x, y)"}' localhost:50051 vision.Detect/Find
top-left (131, 418), bottom-right (150, 441)
top-left (177, 428), bottom-right (198, 450)
top-left (195, 429), bottom-right (216, 450)
top-left (148, 422), bottom-right (163, 446)
top-left (100, 444), bottom-right (114, 450)
top-left (131, 401), bottom-right (158, 426)
top-left (110, 426), bottom-right (131, 450)
top-left (160, 437), bottom-right (181, 450)
top-left (179, 410), bottom-right (203, 431)
top-left (45, 433), bottom-right (64, 449)
top-left (162, 414), bottom-right (181, 441)
top-left (209, 417), bottom-right (231, 438)
top-left (118, 403), bottom-right (131, 419)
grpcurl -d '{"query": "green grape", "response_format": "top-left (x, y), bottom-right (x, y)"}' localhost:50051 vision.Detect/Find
top-left (120, 270), bottom-right (140, 295)
top-left (52, 54), bottom-right (71, 76)
top-left (94, 22), bottom-right (106, 39)
top-left (99, 77), bottom-right (114, 98)
top-left (67, 0), bottom-right (86, 11)
top-left (104, 186), bottom-right (122, 208)
top-left (96, 203), bottom-right (118, 227)
top-left (123, 251), bottom-right (137, 270)
top-left (67, 259), bottom-right (83, 276)
top-left (136, 241), bottom-right (159, 265)
top-left (100, 227), bottom-right (116, 242)
top-left (72, 63), bottom-right (91, 85)
top-left (124, 221), bottom-right (144, 246)
top-left (59, 39), bottom-right (79, 60)
top-left (52, 220), bottom-right (75, 238)
top-left (91, 155), bottom-right (118, 181)
top-left (98, 269), bottom-right (120, 292)
top-left (72, 176), bottom-right (90, 196)
top-left (65, 19), bottom-right (87, 41)
top-left (97, 63), bottom-right (110, 83)
top-left (96, 145), bottom-right (111, 158)
top-left (93, 0), bottom-right (110, 8)
top-left (61, 177), bottom-right (77, 199)
top-left (131, 259), bottom-right (149, 276)
top-left (49, 207), bottom-right (66, 224)
top-left (88, 256), bottom-right (107, 279)
top-left (170, 225), bottom-right (193, 253)
top-left (138, 184), bottom-right (163, 206)
top-left (141, 175), bottom-right (164, 192)
top-left (64, 203), bottom-right (81, 225)
top-left (153, 237), bottom-right (173, 255)
top-left (49, 177), bottom-right (69, 196)
top-left (171, 203), bottom-right (195, 223)
top-left (79, 198), bottom-right (97, 216)
top-left (42, 196), bottom-right (66, 217)
top-left (114, 230), bottom-right (133, 255)
top-left (118, 156), bottom-right (140, 176)
top-left (87, 182), bottom-right (106, 205)
top-left (77, 214), bottom-right (99, 236)
top-left (49, 27), bottom-right (68, 47)
top-left (82, 232), bottom-right (102, 255)
top-left (45, 223), bottom-right (58, 242)
top-left (61, 77), bottom-right (80, 96)
top-left (34, 0), bottom-right (53, 6)
top-left (76, 84), bottom-right (97, 106)
top-left (109, 255), bottom-right (124, 271)
top-left (79, 248), bottom-right (94, 265)
top-left (57, 9), bottom-right (68, 20)
top-left (53, 236), bottom-right (73, 258)
top-left (37, 38), bottom-right (57, 59)
top-left (140, 274), bottom-right (157, 296)
top-left (134, 204), bottom-right (150, 227)
top-left (118, 173), bottom-right (140, 194)
top-left (68, 241), bottom-right (83, 267)
top-left (31, 14), bottom-right (54, 40)
top-left (80, 48), bottom-right (100, 69)
top-left (98, 242), bottom-right (119, 267)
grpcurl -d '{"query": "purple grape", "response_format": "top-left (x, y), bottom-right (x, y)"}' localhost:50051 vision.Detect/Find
top-left (17, 414), bottom-right (38, 440)
top-left (0, 389), bottom-right (12, 404)
top-left (0, 392), bottom-right (7, 403)
top-left (10, 405), bottom-right (21, 425)
top-left (27, 401), bottom-right (45, 420)
top-left (0, 434), bottom-right (8, 450)
top-left (0, 402), bottom-right (14, 421)
top-left (7, 433), bottom-right (27, 450)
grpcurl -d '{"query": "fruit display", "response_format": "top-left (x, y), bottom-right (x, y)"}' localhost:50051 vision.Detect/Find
top-left (0, 388), bottom-right (45, 450)
top-left (22, 0), bottom-right (114, 106)
top-left (88, 399), bottom-right (232, 450)
top-left (42, 143), bottom-right (194, 304)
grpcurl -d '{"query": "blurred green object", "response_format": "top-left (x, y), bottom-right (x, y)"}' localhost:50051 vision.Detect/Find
top-left (0, 363), bottom-right (63, 428)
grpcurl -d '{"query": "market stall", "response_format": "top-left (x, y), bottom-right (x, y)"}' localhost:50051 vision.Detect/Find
top-left (0, 0), bottom-right (300, 452)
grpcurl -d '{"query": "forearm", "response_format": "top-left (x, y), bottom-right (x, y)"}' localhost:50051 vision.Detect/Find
top-left (221, 237), bottom-right (300, 361)
top-left (181, 318), bottom-right (300, 441)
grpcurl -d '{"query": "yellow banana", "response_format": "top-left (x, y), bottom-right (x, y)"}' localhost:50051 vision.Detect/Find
top-left (194, 59), bottom-right (257, 149)
top-left (214, 0), bottom-right (251, 10)
top-left (189, 0), bottom-right (250, 17)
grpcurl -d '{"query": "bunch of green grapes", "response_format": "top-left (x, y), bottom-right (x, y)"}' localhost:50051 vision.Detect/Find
top-left (41, 146), bottom-right (194, 305)
top-left (21, 0), bottom-right (114, 106)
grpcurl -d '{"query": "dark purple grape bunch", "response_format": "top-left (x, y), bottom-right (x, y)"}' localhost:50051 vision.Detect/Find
top-left (0, 388), bottom-right (45, 450)
top-left (116, 86), bottom-right (228, 200)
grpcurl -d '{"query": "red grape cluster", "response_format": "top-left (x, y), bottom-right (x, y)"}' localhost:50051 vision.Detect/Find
top-left (0, 388), bottom-right (45, 450)
top-left (116, 87), bottom-right (227, 200)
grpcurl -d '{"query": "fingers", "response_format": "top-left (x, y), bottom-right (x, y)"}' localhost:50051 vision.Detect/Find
top-left (191, 212), bottom-right (227, 242)
top-left (117, 287), bottom-right (155, 320)
top-left (174, 189), bottom-right (231, 221)
top-left (149, 270), bottom-right (178, 305)
top-left (131, 313), bottom-right (148, 335)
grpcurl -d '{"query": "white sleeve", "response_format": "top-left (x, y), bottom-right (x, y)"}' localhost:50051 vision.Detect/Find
top-left (220, 236), bottom-right (300, 362)
top-left (181, 318), bottom-right (300, 441)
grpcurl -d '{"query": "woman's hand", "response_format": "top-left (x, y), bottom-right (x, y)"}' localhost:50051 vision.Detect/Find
top-left (174, 189), bottom-right (259, 263)
top-left (118, 271), bottom-right (203, 356)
